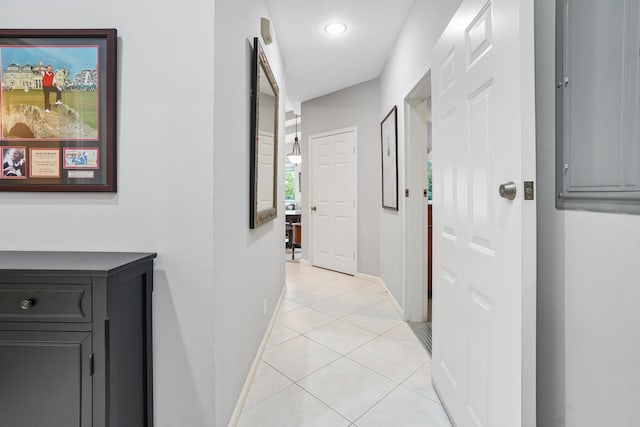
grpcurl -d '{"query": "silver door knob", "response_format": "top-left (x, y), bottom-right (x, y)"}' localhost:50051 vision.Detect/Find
top-left (20, 299), bottom-right (33, 310)
top-left (499, 182), bottom-right (517, 200)
top-left (311, 206), bottom-right (317, 211)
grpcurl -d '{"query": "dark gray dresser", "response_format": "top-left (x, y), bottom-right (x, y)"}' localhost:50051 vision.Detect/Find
top-left (0, 251), bottom-right (156, 427)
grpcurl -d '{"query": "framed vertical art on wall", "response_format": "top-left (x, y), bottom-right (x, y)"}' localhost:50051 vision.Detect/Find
top-left (0, 28), bottom-right (117, 192)
top-left (249, 37), bottom-right (279, 228)
top-left (381, 105), bottom-right (398, 210)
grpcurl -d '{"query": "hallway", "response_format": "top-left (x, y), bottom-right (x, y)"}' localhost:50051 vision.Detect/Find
top-left (237, 263), bottom-right (451, 426)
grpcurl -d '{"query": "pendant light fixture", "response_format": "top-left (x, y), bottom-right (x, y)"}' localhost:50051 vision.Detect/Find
top-left (287, 114), bottom-right (302, 164)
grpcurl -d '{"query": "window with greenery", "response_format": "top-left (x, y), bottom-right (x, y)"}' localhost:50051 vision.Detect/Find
top-left (284, 164), bottom-right (296, 201)
top-left (427, 159), bottom-right (432, 201)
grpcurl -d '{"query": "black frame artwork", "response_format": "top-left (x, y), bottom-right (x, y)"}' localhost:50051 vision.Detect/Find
top-left (381, 105), bottom-right (398, 210)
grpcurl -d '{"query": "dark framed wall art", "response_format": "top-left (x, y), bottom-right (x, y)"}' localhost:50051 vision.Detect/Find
top-left (249, 37), bottom-right (279, 228)
top-left (381, 105), bottom-right (398, 210)
top-left (0, 28), bottom-right (117, 192)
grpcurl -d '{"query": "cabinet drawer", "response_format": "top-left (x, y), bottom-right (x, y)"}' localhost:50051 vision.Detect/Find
top-left (0, 285), bottom-right (91, 322)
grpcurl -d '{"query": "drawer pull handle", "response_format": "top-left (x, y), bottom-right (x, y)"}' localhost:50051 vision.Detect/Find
top-left (20, 299), bottom-right (33, 310)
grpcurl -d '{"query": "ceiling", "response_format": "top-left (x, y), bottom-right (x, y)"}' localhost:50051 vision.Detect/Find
top-left (265, 0), bottom-right (416, 109)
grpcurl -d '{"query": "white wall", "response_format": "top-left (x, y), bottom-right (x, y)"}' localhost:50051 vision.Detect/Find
top-left (213, 0), bottom-right (287, 425)
top-left (301, 79), bottom-right (381, 276)
top-left (0, 1), bottom-right (215, 426)
top-left (377, 0), bottom-right (461, 307)
top-left (564, 213), bottom-right (640, 426)
top-left (0, 1), bottom-right (288, 426)
top-left (536, 1), bottom-right (640, 426)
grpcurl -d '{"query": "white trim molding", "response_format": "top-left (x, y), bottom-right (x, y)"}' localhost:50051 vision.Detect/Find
top-left (355, 273), bottom-right (405, 319)
top-left (228, 284), bottom-right (287, 426)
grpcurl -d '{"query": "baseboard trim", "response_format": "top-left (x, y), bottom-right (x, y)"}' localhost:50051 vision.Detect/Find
top-left (228, 285), bottom-right (287, 426)
top-left (355, 273), bottom-right (405, 319)
top-left (354, 272), bottom-right (379, 283)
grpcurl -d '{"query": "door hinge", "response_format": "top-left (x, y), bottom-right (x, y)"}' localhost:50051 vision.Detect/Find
top-left (89, 353), bottom-right (94, 376)
top-left (524, 181), bottom-right (535, 200)
top-left (405, 189), bottom-right (409, 198)
top-left (423, 189), bottom-right (428, 198)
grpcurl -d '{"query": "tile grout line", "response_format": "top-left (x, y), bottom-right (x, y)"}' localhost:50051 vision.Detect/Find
top-left (242, 264), bottom-right (443, 425)
top-left (351, 382), bottom-right (405, 425)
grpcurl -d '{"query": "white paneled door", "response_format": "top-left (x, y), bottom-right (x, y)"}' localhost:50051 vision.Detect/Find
top-left (310, 128), bottom-right (357, 275)
top-left (431, 0), bottom-right (537, 426)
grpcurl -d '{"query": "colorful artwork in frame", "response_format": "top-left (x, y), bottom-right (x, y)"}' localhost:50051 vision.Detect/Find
top-left (0, 29), bottom-right (117, 192)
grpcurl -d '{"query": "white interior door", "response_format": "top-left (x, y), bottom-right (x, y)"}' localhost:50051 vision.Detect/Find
top-left (310, 128), bottom-right (357, 275)
top-left (257, 130), bottom-right (274, 210)
top-left (431, 0), bottom-right (537, 426)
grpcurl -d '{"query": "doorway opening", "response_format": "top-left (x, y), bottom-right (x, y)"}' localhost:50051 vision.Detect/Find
top-left (403, 71), bottom-right (432, 354)
top-left (284, 111), bottom-right (303, 262)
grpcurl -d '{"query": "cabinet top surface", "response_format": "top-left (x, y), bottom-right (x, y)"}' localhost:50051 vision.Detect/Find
top-left (0, 251), bottom-right (157, 275)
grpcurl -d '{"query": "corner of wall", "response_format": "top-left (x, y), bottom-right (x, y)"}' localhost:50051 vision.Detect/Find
top-left (355, 273), bottom-right (405, 319)
top-left (534, 0), bottom-right (566, 425)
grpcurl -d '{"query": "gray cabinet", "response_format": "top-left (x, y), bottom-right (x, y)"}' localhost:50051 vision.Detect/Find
top-left (0, 251), bottom-right (156, 427)
top-left (0, 331), bottom-right (93, 426)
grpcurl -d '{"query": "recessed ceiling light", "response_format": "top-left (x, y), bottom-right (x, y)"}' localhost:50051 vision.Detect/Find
top-left (325, 22), bottom-right (347, 35)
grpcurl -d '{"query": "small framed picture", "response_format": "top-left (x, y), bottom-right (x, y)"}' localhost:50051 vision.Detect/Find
top-left (1, 146), bottom-right (27, 178)
top-left (63, 147), bottom-right (99, 169)
top-left (0, 28), bottom-right (117, 191)
top-left (381, 105), bottom-right (398, 210)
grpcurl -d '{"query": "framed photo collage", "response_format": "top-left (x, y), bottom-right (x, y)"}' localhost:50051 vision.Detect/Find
top-left (0, 29), bottom-right (116, 192)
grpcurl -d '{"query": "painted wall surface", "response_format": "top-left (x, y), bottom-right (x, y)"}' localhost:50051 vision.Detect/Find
top-left (565, 212), bottom-right (640, 426)
top-left (536, 1), bottom-right (640, 426)
top-left (377, 0), bottom-right (461, 307)
top-left (301, 79), bottom-right (381, 276)
top-left (213, 0), bottom-right (287, 425)
top-left (0, 1), bottom-right (215, 426)
top-left (535, 1), bottom-right (566, 425)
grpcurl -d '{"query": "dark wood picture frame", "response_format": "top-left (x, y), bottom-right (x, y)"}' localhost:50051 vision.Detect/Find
top-left (249, 37), bottom-right (279, 228)
top-left (381, 105), bottom-right (398, 210)
top-left (0, 28), bottom-right (117, 192)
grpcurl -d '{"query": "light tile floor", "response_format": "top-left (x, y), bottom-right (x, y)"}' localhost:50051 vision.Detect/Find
top-left (237, 262), bottom-right (452, 426)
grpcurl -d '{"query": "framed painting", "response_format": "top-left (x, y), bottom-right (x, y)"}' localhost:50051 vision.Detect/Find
top-left (249, 37), bottom-right (279, 228)
top-left (381, 105), bottom-right (398, 210)
top-left (0, 28), bottom-right (117, 192)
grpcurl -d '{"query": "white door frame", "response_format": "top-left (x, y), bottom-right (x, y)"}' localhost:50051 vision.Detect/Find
top-left (308, 127), bottom-right (358, 274)
top-left (403, 72), bottom-right (431, 322)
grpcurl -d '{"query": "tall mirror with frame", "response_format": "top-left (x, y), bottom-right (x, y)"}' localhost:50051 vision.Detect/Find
top-left (250, 37), bottom-right (279, 228)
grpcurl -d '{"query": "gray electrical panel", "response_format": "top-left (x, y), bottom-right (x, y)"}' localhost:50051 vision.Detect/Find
top-left (556, 0), bottom-right (640, 214)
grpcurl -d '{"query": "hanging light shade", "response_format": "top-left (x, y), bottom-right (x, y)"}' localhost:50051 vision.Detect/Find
top-left (287, 137), bottom-right (302, 164)
top-left (287, 114), bottom-right (302, 164)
